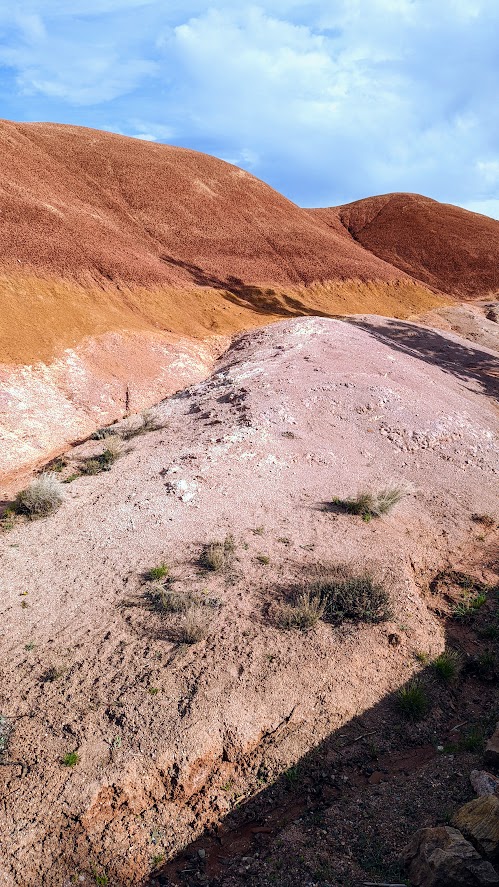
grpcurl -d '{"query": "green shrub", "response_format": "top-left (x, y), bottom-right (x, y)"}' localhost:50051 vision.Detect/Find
top-left (62, 751), bottom-right (79, 767)
top-left (397, 680), bottom-right (429, 720)
top-left (311, 566), bottom-right (392, 625)
top-left (145, 563), bottom-right (169, 582)
top-left (433, 649), bottom-right (460, 682)
top-left (81, 437), bottom-right (122, 475)
top-left (14, 472), bottom-right (64, 518)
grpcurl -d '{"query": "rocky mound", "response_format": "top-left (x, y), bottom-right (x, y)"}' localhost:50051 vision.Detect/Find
top-left (0, 317), bottom-right (497, 886)
top-left (312, 193), bottom-right (499, 298)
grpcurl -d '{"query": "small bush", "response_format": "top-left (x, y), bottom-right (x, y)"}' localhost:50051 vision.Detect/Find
top-left (333, 485), bottom-right (408, 520)
top-left (0, 507), bottom-right (16, 532)
top-left (14, 472), bottom-right (64, 518)
top-left (81, 437), bottom-right (123, 475)
top-left (397, 680), bottom-right (429, 720)
top-left (256, 554), bottom-right (270, 565)
top-left (145, 563), bottom-right (169, 582)
top-left (452, 593), bottom-right (487, 619)
top-left (61, 751), bottom-right (79, 767)
top-left (178, 609), bottom-right (212, 644)
top-left (277, 591), bottom-right (325, 631)
top-left (201, 535), bottom-right (235, 571)
top-left (462, 726), bottom-right (484, 752)
top-left (433, 649), bottom-right (460, 682)
top-left (311, 566), bottom-right (392, 625)
top-left (0, 715), bottom-right (11, 756)
top-left (150, 584), bottom-right (196, 614)
top-left (121, 409), bottom-right (165, 440)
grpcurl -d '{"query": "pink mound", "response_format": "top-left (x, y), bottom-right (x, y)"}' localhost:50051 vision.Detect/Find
top-left (312, 193), bottom-right (499, 299)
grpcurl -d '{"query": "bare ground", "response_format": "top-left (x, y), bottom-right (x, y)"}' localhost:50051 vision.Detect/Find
top-left (0, 316), bottom-right (497, 886)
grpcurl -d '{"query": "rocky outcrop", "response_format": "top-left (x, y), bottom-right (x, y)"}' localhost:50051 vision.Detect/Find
top-left (453, 796), bottom-right (499, 861)
top-left (401, 825), bottom-right (499, 886)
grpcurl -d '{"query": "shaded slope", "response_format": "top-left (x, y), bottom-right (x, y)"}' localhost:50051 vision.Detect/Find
top-left (312, 193), bottom-right (499, 298)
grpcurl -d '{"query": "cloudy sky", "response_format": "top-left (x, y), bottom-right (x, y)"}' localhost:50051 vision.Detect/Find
top-left (1, 0), bottom-right (498, 216)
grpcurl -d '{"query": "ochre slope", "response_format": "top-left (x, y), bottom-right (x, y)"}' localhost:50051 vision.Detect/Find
top-left (312, 193), bottom-right (499, 299)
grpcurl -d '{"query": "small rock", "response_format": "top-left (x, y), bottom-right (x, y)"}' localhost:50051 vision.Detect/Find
top-left (471, 770), bottom-right (499, 797)
top-left (453, 795), bottom-right (499, 860)
top-left (485, 722), bottom-right (499, 769)
top-left (197, 848), bottom-right (206, 859)
top-left (401, 825), bottom-right (499, 886)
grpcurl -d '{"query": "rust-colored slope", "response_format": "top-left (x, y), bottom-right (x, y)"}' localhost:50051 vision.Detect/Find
top-left (312, 193), bottom-right (499, 299)
top-left (0, 120), bottom-right (400, 288)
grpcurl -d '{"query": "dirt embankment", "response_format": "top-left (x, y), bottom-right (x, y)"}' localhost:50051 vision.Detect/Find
top-left (0, 317), bottom-right (497, 886)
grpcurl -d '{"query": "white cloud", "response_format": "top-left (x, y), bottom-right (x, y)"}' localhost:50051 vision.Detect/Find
top-left (0, 1), bottom-right (498, 209)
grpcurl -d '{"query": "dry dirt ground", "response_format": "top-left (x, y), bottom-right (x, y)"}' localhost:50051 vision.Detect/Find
top-left (0, 316), bottom-right (497, 886)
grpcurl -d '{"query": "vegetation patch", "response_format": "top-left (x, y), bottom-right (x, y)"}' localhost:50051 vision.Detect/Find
top-left (80, 438), bottom-right (123, 475)
top-left (14, 472), bottom-right (64, 518)
top-left (120, 409), bottom-right (166, 440)
top-left (432, 649), bottom-right (460, 682)
top-left (144, 563), bottom-right (169, 582)
top-left (277, 591), bottom-right (325, 631)
top-left (396, 679), bottom-right (429, 720)
top-left (201, 535), bottom-right (236, 571)
top-left (310, 565), bottom-right (393, 625)
top-left (332, 485), bottom-right (408, 521)
top-left (0, 715), bottom-right (12, 757)
top-left (178, 608), bottom-right (212, 644)
top-left (61, 751), bottom-right (79, 767)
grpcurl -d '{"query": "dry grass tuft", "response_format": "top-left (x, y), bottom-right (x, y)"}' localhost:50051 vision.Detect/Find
top-left (178, 608), bottom-right (212, 644)
top-left (277, 591), bottom-right (325, 631)
top-left (310, 564), bottom-right (393, 625)
top-left (14, 472), bottom-right (64, 518)
top-left (333, 484), bottom-right (409, 521)
top-left (201, 535), bottom-right (236, 571)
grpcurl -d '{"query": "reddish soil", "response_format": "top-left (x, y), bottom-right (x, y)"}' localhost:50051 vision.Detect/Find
top-left (0, 120), bottom-right (399, 290)
top-left (313, 193), bottom-right (499, 299)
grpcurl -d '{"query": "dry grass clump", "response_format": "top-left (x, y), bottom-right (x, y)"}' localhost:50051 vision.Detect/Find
top-left (201, 535), bottom-right (236, 571)
top-left (311, 565), bottom-right (393, 625)
top-left (149, 582), bottom-right (198, 614)
top-left (396, 679), bottom-right (429, 720)
top-left (81, 436), bottom-right (123, 475)
top-left (178, 608), bottom-right (212, 644)
top-left (0, 715), bottom-right (11, 757)
top-left (14, 472), bottom-right (64, 518)
top-left (121, 409), bottom-right (166, 440)
top-left (277, 591), bottom-right (325, 631)
top-left (333, 484), bottom-right (408, 521)
top-left (432, 649), bottom-right (461, 682)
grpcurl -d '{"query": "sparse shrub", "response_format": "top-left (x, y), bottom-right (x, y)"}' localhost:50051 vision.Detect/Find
top-left (461, 726), bottom-right (484, 752)
top-left (256, 554), bottom-right (270, 565)
top-left (333, 485), bottom-right (408, 520)
top-left (14, 473), bottom-right (64, 518)
top-left (150, 584), bottom-right (196, 614)
top-left (0, 715), bottom-right (11, 756)
top-left (311, 565), bottom-right (392, 625)
top-left (277, 591), bottom-right (325, 631)
top-left (452, 593), bottom-right (487, 619)
top-left (433, 649), bottom-right (460, 682)
top-left (81, 437), bottom-right (123, 475)
top-left (397, 679), bottom-right (429, 720)
top-left (415, 651), bottom-right (430, 665)
top-left (121, 409), bottom-right (165, 440)
top-left (61, 751), bottom-right (79, 767)
top-left (62, 472), bottom-right (80, 484)
top-left (471, 513), bottom-right (495, 528)
top-left (178, 608), bottom-right (212, 644)
top-left (0, 507), bottom-right (16, 531)
top-left (201, 535), bottom-right (235, 571)
top-left (145, 563), bottom-right (169, 582)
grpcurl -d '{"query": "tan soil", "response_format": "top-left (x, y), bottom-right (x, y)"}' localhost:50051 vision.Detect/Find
top-left (0, 316), bottom-right (497, 886)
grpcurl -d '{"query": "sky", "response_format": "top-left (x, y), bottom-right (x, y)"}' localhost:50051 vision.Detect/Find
top-left (0, 0), bottom-right (498, 217)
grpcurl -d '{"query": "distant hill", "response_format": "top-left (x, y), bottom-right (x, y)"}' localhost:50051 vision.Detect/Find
top-left (312, 193), bottom-right (499, 299)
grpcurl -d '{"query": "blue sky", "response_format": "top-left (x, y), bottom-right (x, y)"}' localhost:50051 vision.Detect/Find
top-left (1, 0), bottom-right (498, 216)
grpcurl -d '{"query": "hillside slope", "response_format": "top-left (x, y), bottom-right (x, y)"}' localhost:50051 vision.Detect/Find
top-left (312, 193), bottom-right (499, 298)
top-left (0, 317), bottom-right (497, 886)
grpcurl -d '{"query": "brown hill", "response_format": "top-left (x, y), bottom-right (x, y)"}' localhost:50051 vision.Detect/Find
top-left (312, 193), bottom-right (499, 299)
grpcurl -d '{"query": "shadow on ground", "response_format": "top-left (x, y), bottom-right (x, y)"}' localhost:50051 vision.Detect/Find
top-left (347, 317), bottom-right (499, 400)
top-left (141, 562), bottom-right (498, 887)
top-left (160, 256), bottom-right (332, 319)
